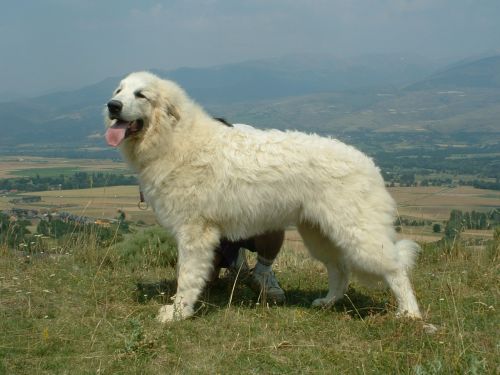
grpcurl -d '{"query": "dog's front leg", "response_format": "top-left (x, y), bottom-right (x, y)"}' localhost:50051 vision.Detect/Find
top-left (157, 223), bottom-right (219, 323)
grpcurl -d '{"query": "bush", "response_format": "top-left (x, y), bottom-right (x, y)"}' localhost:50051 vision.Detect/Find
top-left (115, 226), bottom-right (177, 269)
top-left (36, 218), bottom-right (124, 248)
top-left (0, 214), bottom-right (31, 248)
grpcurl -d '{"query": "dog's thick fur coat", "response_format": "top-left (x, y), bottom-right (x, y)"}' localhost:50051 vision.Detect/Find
top-left (105, 72), bottom-right (421, 322)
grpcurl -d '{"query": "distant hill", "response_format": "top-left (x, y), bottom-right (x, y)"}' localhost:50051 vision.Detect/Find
top-left (406, 55), bottom-right (500, 90)
top-left (207, 86), bottom-right (500, 137)
top-left (0, 54), bottom-right (498, 151)
top-left (159, 53), bottom-right (434, 103)
top-left (207, 55), bottom-right (500, 137)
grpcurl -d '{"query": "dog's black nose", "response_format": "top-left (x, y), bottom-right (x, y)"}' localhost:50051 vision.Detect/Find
top-left (107, 100), bottom-right (123, 114)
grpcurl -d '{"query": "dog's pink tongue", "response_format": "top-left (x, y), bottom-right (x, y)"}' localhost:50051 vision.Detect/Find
top-left (105, 122), bottom-right (128, 147)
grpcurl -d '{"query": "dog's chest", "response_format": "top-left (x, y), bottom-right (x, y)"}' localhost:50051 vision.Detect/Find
top-left (138, 166), bottom-right (206, 232)
top-left (141, 183), bottom-right (179, 232)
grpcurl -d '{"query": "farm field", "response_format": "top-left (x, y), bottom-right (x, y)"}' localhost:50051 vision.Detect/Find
top-left (1, 185), bottom-right (498, 245)
top-left (0, 156), bottom-right (127, 178)
top-left (390, 186), bottom-right (499, 221)
top-left (390, 186), bottom-right (499, 243)
top-left (0, 185), bottom-right (154, 225)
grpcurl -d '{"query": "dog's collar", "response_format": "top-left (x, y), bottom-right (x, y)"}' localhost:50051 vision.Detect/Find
top-left (138, 188), bottom-right (148, 210)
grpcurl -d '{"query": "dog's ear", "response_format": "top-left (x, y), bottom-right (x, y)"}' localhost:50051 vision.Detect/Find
top-left (166, 103), bottom-right (180, 122)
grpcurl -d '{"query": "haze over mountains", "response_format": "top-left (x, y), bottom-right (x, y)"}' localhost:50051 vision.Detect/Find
top-left (0, 54), bottom-right (499, 149)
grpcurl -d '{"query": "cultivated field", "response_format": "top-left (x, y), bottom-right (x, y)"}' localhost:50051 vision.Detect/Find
top-left (390, 186), bottom-right (499, 244)
top-left (391, 186), bottom-right (500, 221)
top-left (0, 156), bottom-right (127, 178)
top-left (0, 185), bottom-right (156, 225)
top-left (2, 185), bottom-right (498, 245)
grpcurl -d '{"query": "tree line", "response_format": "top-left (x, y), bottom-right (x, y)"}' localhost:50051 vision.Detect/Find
top-left (0, 172), bottom-right (137, 192)
top-left (381, 171), bottom-right (500, 190)
top-left (444, 208), bottom-right (500, 240)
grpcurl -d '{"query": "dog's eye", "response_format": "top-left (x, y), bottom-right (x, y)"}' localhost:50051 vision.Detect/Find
top-left (135, 91), bottom-right (147, 99)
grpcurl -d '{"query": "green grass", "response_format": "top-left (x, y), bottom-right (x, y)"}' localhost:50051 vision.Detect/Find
top-left (0, 232), bottom-right (498, 374)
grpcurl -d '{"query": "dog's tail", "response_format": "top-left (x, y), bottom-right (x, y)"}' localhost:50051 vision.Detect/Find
top-left (395, 239), bottom-right (421, 271)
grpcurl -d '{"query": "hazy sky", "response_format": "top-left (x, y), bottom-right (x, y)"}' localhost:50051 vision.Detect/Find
top-left (1, 0), bottom-right (499, 96)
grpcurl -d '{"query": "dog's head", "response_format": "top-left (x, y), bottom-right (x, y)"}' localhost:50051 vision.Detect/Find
top-left (104, 71), bottom-right (180, 148)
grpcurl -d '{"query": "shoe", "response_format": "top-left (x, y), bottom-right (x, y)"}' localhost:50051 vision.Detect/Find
top-left (249, 268), bottom-right (285, 304)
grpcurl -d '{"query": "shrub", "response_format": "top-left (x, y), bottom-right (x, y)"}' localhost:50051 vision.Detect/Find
top-left (0, 214), bottom-right (31, 248)
top-left (115, 226), bottom-right (177, 269)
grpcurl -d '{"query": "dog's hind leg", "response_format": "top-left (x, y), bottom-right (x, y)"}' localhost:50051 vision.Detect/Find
top-left (312, 261), bottom-right (349, 307)
top-left (157, 223), bottom-right (219, 323)
top-left (298, 222), bottom-right (349, 307)
top-left (344, 233), bottom-right (421, 318)
top-left (326, 225), bottom-right (422, 319)
top-left (384, 270), bottom-right (421, 318)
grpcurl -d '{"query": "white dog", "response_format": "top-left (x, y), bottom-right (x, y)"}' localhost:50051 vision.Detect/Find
top-left (105, 71), bottom-right (422, 322)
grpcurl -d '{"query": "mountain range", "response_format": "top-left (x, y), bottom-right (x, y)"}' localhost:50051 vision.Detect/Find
top-left (0, 54), bottom-right (499, 150)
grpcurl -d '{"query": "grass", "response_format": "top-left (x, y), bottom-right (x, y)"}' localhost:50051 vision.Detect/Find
top-left (0, 231), bottom-right (498, 374)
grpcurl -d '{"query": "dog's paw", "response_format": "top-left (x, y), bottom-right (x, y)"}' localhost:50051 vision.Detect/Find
top-left (156, 304), bottom-right (179, 323)
top-left (422, 323), bottom-right (439, 334)
top-left (395, 309), bottom-right (422, 320)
